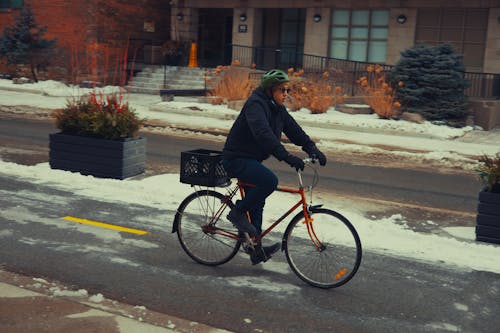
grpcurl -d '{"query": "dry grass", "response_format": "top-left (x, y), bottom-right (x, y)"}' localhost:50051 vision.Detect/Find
top-left (357, 64), bottom-right (403, 119)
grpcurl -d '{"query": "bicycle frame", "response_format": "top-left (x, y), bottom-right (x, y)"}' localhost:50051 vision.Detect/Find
top-left (207, 162), bottom-right (324, 250)
top-left (237, 180), bottom-right (311, 240)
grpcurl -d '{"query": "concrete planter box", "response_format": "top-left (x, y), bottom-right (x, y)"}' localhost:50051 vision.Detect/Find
top-left (476, 189), bottom-right (500, 245)
top-left (336, 104), bottom-right (372, 115)
top-left (49, 133), bottom-right (146, 180)
top-left (470, 99), bottom-right (500, 130)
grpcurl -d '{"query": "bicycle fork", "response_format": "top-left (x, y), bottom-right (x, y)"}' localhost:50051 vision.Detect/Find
top-left (304, 205), bottom-right (326, 252)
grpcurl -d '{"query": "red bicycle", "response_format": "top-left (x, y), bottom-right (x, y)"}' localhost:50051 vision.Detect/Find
top-left (173, 150), bottom-right (362, 289)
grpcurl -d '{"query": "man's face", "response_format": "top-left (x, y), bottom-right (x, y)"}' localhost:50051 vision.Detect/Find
top-left (272, 83), bottom-right (291, 106)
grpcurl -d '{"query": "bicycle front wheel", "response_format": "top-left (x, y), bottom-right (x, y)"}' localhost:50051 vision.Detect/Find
top-left (175, 190), bottom-right (240, 266)
top-left (284, 208), bottom-right (362, 289)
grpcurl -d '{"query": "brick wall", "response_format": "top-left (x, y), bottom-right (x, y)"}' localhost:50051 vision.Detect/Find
top-left (0, 0), bottom-right (171, 82)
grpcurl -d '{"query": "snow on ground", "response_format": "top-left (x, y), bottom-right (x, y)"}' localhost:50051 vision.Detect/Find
top-left (0, 78), bottom-right (477, 141)
top-left (1, 78), bottom-right (499, 275)
top-left (1, 78), bottom-right (498, 170)
top-left (0, 160), bottom-right (499, 276)
top-left (150, 99), bottom-right (475, 139)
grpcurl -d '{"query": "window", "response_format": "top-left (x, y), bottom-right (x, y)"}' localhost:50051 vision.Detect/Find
top-left (329, 9), bottom-right (389, 63)
top-left (415, 8), bottom-right (488, 69)
top-left (0, 0), bottom-right (23, 9)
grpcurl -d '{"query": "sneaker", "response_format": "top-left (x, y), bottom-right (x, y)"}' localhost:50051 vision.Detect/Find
top-left (227, 207), bottom-right (257, 236)
top-left (250, 242), bottom-right (280, 265)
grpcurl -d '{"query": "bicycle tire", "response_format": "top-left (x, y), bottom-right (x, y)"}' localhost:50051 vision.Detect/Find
top-left (175, 190), bottom-right (240, 266)
top-left (283, 207), bottom-right (362, 289)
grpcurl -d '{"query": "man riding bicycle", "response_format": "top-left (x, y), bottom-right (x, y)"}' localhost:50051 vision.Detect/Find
top-left (222, 69), bottom-right (327, 265)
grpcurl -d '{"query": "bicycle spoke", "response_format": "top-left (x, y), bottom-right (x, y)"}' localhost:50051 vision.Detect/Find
top-left (176, 190), bottom-right (240, 266)
top-left (284, 209), bottom-right (362, 288)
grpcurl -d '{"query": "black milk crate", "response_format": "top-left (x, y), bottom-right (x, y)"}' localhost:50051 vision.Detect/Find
top-left (180, 149), bottom-right (229, 187)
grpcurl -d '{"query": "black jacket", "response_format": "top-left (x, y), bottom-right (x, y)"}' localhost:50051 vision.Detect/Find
top-left (223, 87), bottom-right (314, 162)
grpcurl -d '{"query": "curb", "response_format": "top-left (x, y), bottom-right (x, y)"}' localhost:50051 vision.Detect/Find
top-left (0, 269), bottom-right (232, 333)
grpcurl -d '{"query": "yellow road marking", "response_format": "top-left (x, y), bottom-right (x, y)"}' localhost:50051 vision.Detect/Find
top-left (62, 216), bottom-right (149, 235)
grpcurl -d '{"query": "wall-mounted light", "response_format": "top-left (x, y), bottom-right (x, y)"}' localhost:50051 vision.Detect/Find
top-left (176, 13), bottom-right (184, 21)
top-left (313, 14), bottom-right (322, 23)
top-left (239, 14), bottom-right (247, 22)
top-left (397, 14), bottom-right (407, 24)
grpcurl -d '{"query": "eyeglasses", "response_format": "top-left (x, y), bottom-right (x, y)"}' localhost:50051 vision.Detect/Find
top-left (278, 88), bottom-right (291, 94)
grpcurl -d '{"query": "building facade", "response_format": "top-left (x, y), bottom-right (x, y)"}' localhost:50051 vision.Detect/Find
top-left (171, 0), bottom-right (500, 74)
top-left (1, 1), bottom-right (499, 77)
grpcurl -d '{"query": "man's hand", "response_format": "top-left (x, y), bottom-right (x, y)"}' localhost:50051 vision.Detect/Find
top-left (284, 154), bottom-right (305, 171)
top-left (308, 145), bottom-right (327, 166)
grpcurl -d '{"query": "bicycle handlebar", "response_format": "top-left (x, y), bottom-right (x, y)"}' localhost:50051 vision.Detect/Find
top-left (297, 157), bottom-right (319, 190)
top-left (302, 157), bottom-right (318, 165)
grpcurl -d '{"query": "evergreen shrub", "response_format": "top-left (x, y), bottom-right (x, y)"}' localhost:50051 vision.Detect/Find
top-left (390, 44), bottom-right (470, 126)
top-left (0, 4), bottom-right (56, 82)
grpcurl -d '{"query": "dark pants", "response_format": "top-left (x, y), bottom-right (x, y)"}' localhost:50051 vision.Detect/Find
top-left (222, 158), bottom-right (278, 235)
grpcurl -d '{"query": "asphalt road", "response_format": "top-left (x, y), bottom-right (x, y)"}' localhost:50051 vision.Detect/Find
top-left (1, 173), bottom-right (499, 333)
top-left (1, 116), bottom-right (498, 332)
top-left (0, 116), bottom-right (483, 219)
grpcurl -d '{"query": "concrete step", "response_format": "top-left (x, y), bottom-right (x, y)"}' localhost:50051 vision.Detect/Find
top-left (134, 75), bottom-right (205, 83)
top-left (131, 78), bottom-right (165, 85)
top-left (130, 79), bottom-right (205, 88)
top-left (126, 86), bottom-right (161, 94)
top-left (163, 84), bottom-right (205, 90)
top-left (165, 78), bottom-right (205, 85)
top-left (128, 65), bottom-right (208, 94)
top-left (127, 81), bottom-right (163, 88)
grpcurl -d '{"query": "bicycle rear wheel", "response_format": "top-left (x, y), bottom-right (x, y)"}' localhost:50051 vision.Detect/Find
top-left (283, 208), bottom-right (362, 289)
top-left (175, 190), bottom-right (240, 266)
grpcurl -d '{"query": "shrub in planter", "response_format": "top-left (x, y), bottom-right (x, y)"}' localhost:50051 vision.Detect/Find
top-left (52, 91), bottom-right (144, 140)
top-left (475, 153), bottom-right (500, 244)
top-left (50, 91), bottom-right (147, 179)
top-left (476, 153), bottom-right (500, 193)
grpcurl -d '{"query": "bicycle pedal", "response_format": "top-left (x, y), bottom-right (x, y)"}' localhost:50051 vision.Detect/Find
top-left (242, 242), bottom-right (254, 254)
top-left (250, 247), bottom-right (268, 265)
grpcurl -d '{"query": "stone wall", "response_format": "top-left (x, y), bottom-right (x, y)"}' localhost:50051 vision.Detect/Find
top-left (470, 99), bottom-right (500, 130)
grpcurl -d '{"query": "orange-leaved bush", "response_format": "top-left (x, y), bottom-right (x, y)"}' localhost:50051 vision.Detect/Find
top-left (52, 90), bottom-right (144, 140)
top-left (203, 61), bottom-right (257, 103)
top-left (286, 68), bottom-right (347, 114)
top-left (357, 64), bottom-right (403, 119)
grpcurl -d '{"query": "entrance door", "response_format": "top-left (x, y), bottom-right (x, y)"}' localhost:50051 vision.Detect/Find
top-left (198, 8), bottom-right (233, 67)
top-left (259, 8), bottom-right (305, 69)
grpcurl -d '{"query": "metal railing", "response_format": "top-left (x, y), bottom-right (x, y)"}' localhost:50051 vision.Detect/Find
top-left (229, 44), bottom-right (499, 99)
top-left (464, 72), bottom-right (500, 99)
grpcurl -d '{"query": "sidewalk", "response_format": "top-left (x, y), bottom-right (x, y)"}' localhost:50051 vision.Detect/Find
top-left (0, 79), bottom-right (499, 160)
top-left (0, 269), bottom-right (231, 333)
top-left (147, 97), bottom-right (500, 144)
